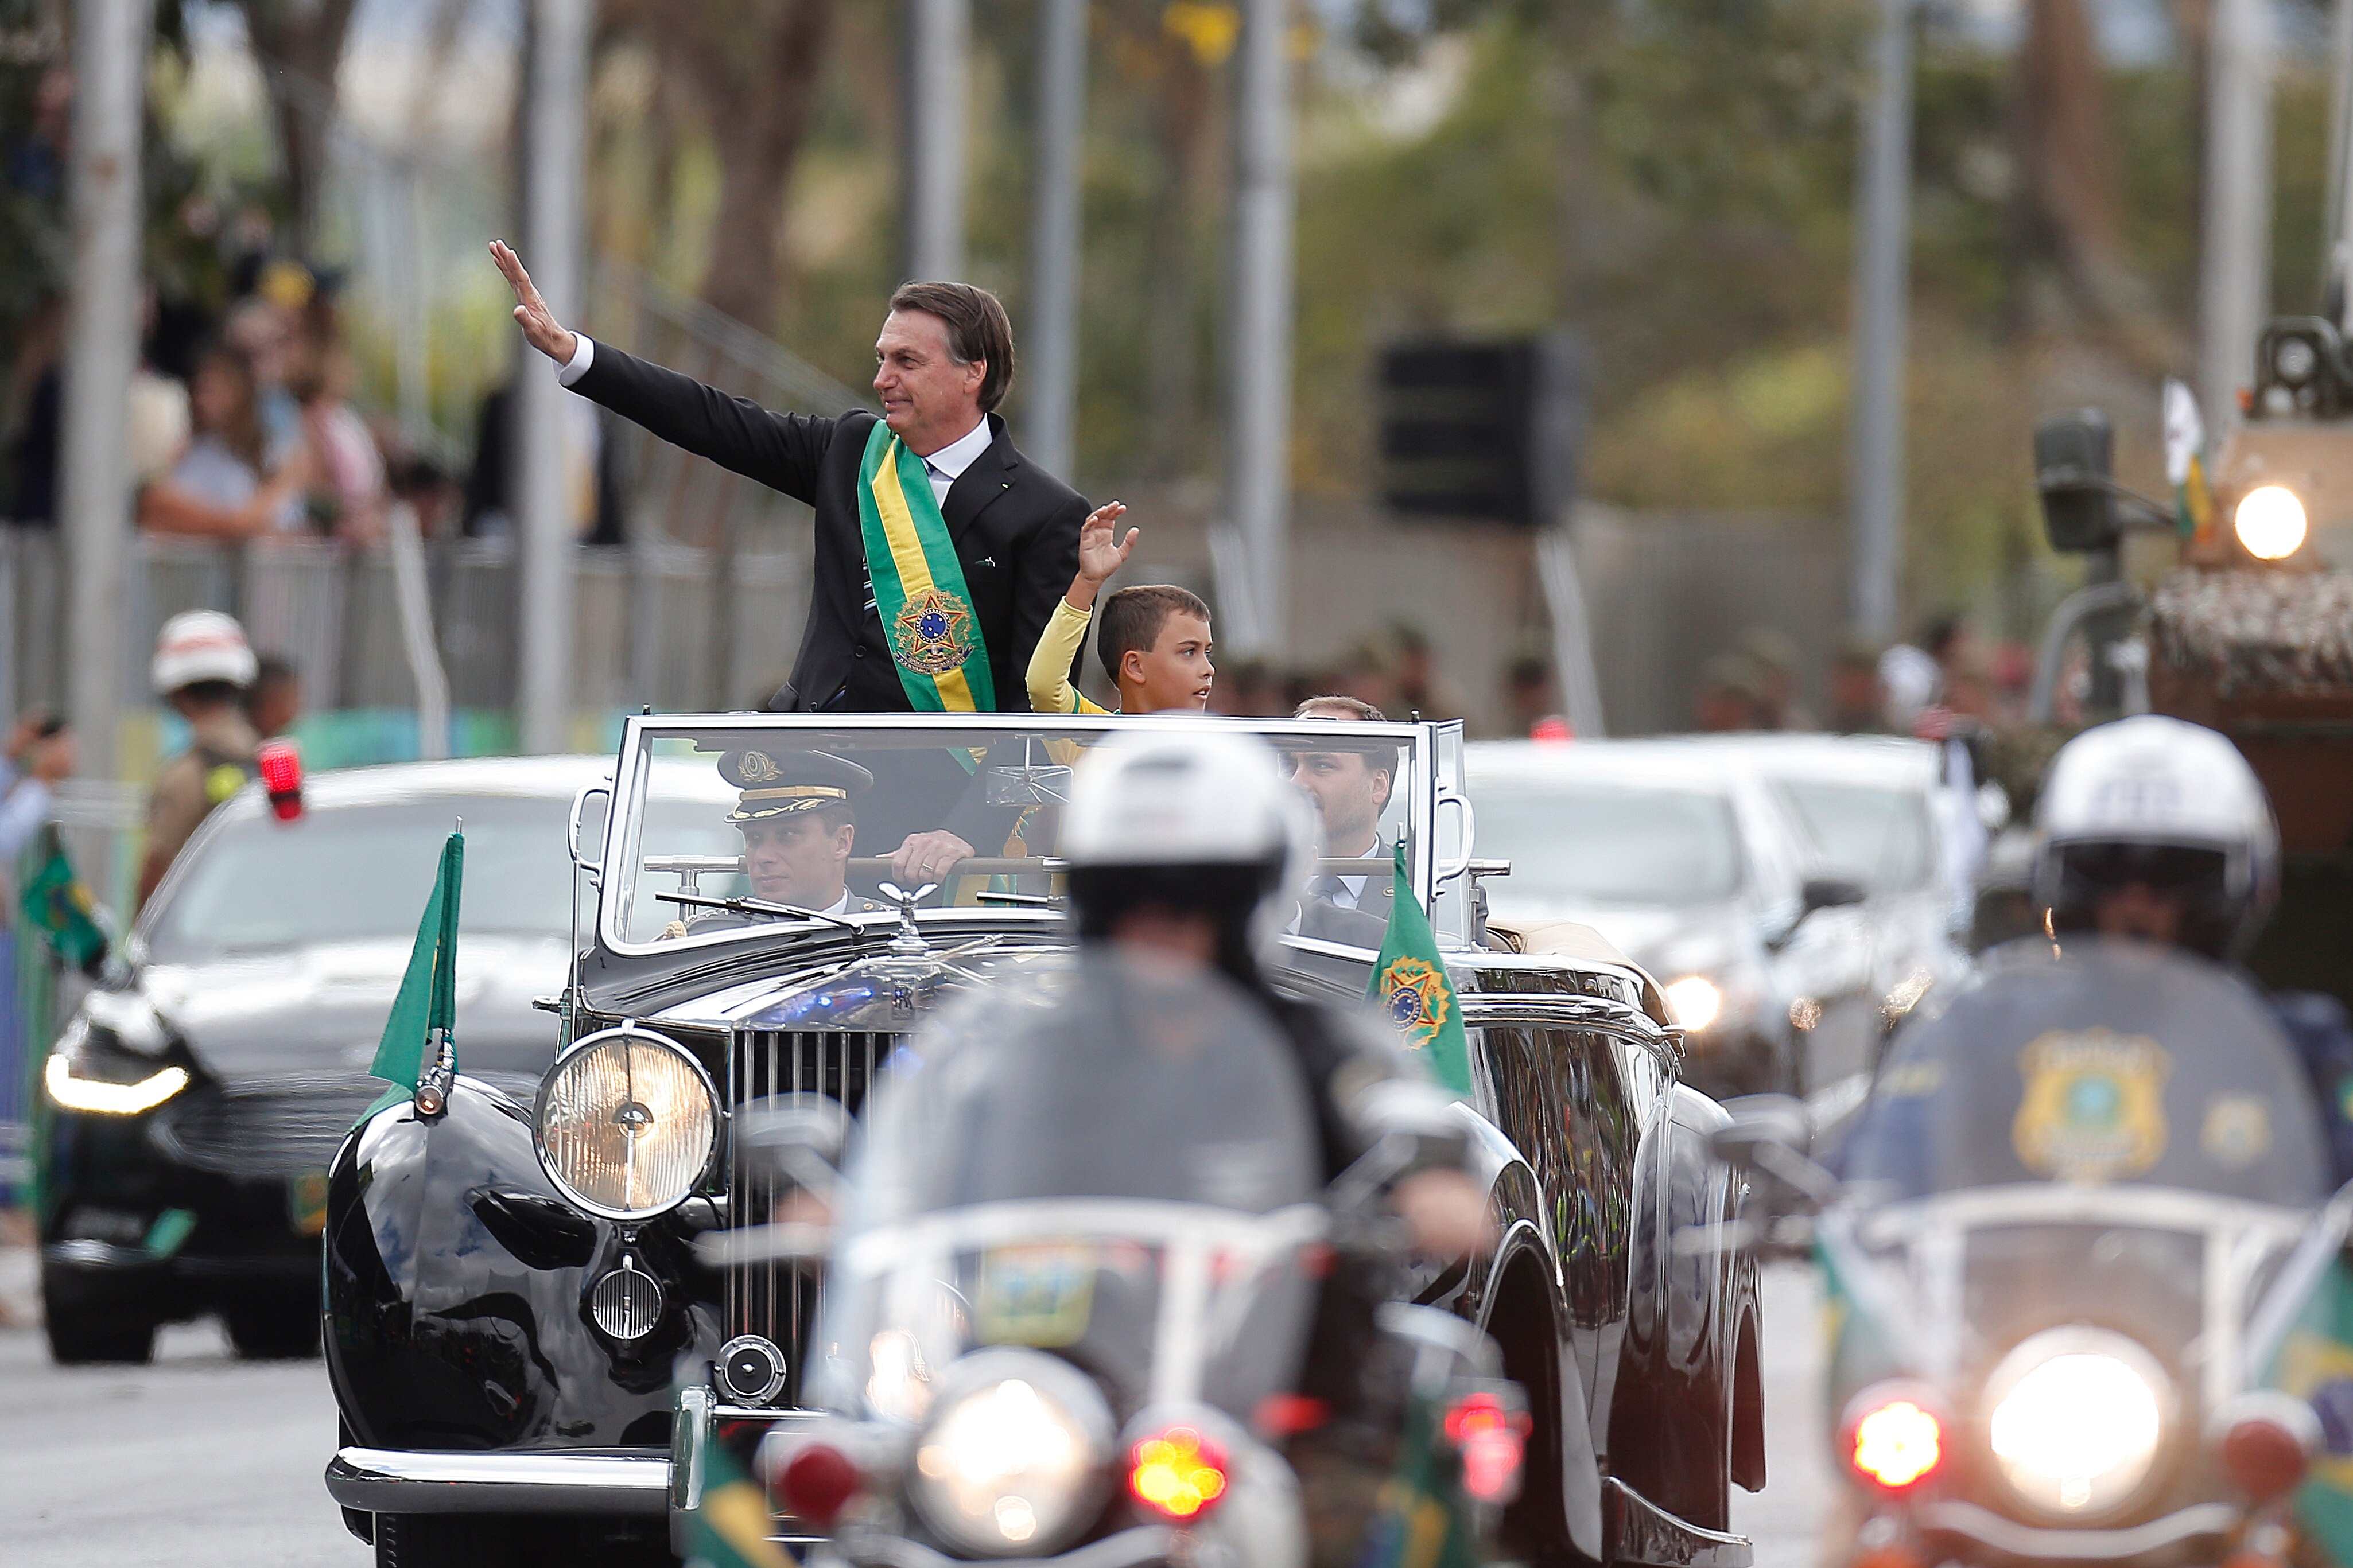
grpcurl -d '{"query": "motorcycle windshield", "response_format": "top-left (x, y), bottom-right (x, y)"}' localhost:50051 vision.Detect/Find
top-left (810, 950), bottom-right (1325, 1426)
top-left (1843, 938), bottom-right (2327, 1208)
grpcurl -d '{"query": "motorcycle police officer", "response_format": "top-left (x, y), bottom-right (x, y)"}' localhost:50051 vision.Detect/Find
top-left (1058, 729), bottom-right (1492, 1566)
top-left (2035, 714), bottom-right (2353, 1180)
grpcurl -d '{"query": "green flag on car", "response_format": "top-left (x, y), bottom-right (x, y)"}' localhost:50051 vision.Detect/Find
top-left (1367, 838), bottom-right (1473, 1099)
top-left (371, 831), bottom-right (464, 1090)
top-left (19, 823), bottom-right (107, 976)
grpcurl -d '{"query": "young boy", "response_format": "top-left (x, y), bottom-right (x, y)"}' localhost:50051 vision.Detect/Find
top-left (1027, 501), bottom-right (1216, 714)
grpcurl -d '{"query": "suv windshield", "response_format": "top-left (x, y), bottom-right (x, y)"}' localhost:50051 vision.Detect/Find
top-left (1774, 779), bottom-right (1933, 893)
top-left (1473, 783), bottom-right (1739, 909)
top-left (144, 795), bottom-right (577, 960)
top-left (603, 717), bottom-right (1423, 951)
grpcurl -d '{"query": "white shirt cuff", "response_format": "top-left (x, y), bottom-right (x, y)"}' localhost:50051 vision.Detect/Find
top-left (556, 334), bottom-right (595, 387)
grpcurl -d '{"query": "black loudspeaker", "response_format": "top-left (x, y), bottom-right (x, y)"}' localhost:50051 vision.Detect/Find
top-left (2034, 408), bottom-right (2119, 553)
top-left (1377, 332), bottom-right (1586, 528)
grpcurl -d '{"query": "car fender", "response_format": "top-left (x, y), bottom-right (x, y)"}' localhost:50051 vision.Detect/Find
top-left (324, 1075), bottom-right (721, 1453)
top-left (1453, 1107), bottom-right (1604, 1561)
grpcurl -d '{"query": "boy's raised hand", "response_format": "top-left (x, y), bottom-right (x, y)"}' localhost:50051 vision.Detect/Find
top-left (1076, 501), bottom-right (1136, 586)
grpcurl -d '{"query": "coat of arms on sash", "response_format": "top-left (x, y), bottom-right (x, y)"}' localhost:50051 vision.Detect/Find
top-left (890, 586), bottom-right (980, 676)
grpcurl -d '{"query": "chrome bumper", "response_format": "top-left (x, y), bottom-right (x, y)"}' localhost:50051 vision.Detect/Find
top-left (324, 1446), bottom-right (670, 1516)
top-left (1921, 1500), bottom-right (2239, 1561)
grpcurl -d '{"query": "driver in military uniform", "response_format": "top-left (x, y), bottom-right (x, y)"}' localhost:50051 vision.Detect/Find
top-left (666, 749), bottom-right (888, 936)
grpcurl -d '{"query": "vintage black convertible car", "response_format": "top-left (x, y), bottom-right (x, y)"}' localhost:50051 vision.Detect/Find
top-left (320, 713), bottom-right (1762, 1567)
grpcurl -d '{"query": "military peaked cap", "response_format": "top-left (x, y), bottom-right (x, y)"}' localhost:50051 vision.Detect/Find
top-left (719, 748), bottom-right (873, 823)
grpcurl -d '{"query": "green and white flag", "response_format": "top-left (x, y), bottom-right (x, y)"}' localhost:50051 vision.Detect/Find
top-left (18, 823), bottom-right (107, 976)
top-left (1366, 838), bottom-right (1473, 1099)
top-left (371, 831), bottom-right (464, 1090)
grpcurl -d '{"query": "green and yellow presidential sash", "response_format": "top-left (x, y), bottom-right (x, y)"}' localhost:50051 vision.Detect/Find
top-left (856, 422), bottom-right (996, 712)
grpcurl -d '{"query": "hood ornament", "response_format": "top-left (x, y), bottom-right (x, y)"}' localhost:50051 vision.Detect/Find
top-left (876, 881), bottom-right (939, 957)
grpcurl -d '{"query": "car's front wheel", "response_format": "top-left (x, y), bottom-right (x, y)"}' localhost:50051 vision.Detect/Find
top-left (41, 1270), bottom-right (158, 1365)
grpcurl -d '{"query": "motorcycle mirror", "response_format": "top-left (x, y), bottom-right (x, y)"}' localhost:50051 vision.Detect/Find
top-left (736, 1092), bottom-right (852, 1195)
top-left (1710, 1094), bottom-right (1810, 1167)
top-left (1800, 876), bottom-right (1867, 914)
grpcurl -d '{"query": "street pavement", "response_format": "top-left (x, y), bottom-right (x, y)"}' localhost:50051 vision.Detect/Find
top-left (0, 1243), bottom-right (365, 1567)
top-left (0, 1240), bottom-right (1828, 1567)
top-left (1731, 1262), bottom-right (1831, 1568)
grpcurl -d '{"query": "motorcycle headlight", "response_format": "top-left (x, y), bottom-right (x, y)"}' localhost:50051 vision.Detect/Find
top-left (908, 1350), bottom-right (1113, 1557)
top-left (1664, 976), bottom-right (1723, 1032)
top-left (2235, 484), bottom-right (2308, 561)
top-left (1985, 1327), bottom-right (2170, 1518)
top-left (534, 1026), bottom-right (717, 1220)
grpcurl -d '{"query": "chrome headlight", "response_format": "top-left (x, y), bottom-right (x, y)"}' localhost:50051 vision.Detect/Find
top-left (534, 1026), bottom-right (717, 1220)
top-left (1985, 1327), bottom-right (2170, 1518)
top-left (908, 1350), bottom-right (1113, 1557)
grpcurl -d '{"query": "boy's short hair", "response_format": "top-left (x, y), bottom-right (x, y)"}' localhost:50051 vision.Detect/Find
top-left (1097, 585), bottom-right (1212, 685)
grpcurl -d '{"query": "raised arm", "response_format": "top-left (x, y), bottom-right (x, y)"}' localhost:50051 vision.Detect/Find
top-left (1026, 501), bottom-right (1130, 715)
top-left (490, 239), bottom-right (832, 503)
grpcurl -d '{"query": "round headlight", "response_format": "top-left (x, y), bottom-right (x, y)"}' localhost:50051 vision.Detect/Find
top-left (2235, 484), bottom-right (2308, 561)
top-left (535, 1026), bottom-right (717, 1220)
top-left (908, 1350), bottom-right (1113, 1557)
top-left (1985, 1327), bottom-right (2170, 1519)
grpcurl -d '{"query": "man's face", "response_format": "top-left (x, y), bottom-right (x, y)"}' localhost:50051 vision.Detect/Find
top-left (740, 813), bottom-right (855, 908)
top-left (2093, 884), bottom-right (2185, 947)
top-left (1120, 612), bottom-right (1214, 711)
top-left (1287, 749), bottom-right (1390, 854)
top-left (873, 309), bottom-right (986, 454)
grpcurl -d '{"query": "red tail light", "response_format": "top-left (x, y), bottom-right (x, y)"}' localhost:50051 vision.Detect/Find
top-left (257, 740), bottom-right (304, 822)
top-left (775, 1441), bottom-right (861, 1526)
top-left (1445, 1391), bottom-right (1532, 1504)
top-left (1128, 1427), bottom-right (1228, 1520)
top-left (2222, 1415), bottom-right (2309, 1502)
top-left (1843, 1385), bottom-right (1944, 1491)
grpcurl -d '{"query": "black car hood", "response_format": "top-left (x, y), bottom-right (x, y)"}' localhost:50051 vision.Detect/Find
top-left (135, 935), bottom-right (568, 1085)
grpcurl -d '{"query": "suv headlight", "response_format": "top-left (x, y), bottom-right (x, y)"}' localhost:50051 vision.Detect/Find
top-left (1986, 1326), bottom-right (2170, 1518)
top-left (44, 1015), bottom-right (189, 1115)
top-left (535, 1025), bottom-right (717, 1220)
top-left (908, 1349), bottom-right (1113, 1557)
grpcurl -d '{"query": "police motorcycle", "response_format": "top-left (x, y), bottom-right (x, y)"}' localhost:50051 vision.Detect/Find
top-left (714, 732), bottom-right (1529, 1568)
top-left (1718, 936), bottom-right (2353, 1568)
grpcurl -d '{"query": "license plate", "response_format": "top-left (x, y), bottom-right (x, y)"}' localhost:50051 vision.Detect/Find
top-left (976, 1243), bottom-right (1097, 1348)
top-left (288, 1170), bottom-right (329, 1236)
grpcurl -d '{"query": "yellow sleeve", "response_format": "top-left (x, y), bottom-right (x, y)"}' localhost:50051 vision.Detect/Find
top-left (1027, 597), bottom-right (1108, 715)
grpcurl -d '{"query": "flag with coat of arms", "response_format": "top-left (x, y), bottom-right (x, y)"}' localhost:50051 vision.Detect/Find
top-left (1366, 838), bottom-right (1472, 1099)
top-left (2164, 378), bottom-right (2214, 543)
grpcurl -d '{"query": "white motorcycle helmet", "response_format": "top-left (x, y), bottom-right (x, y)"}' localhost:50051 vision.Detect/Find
top-left (2032, 715), bottom-right (2279, 960)
top-left (1061, 728), bottom-right (1313, 976)
top-left (150, 609), bottom-right (258, 696)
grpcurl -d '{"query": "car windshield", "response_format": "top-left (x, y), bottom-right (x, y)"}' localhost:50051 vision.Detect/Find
top-left (1774, 779), bottom-right (1933, 893)
top-left (1842, 939), bottom-right (2327, 1209)
top-left (142, 795), bottom-right (579, 960)
top-left (1471, 782), bottom-right (1739, 909)
top-left (603, 717), bottom-right (1423, 952)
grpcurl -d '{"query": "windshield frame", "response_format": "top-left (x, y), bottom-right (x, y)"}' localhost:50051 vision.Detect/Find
top-left (596, 712), bottom-right (1439, 959)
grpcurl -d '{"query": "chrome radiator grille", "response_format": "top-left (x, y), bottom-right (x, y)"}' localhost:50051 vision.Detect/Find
top-left (151, 1073), bottom-right (385, 1177)
top-left (725, 1028), bottom-right (896, 1399)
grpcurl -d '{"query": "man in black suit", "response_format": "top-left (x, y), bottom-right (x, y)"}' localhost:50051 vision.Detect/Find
top-left (491, 242), bottom-right (1097, 884)
top-left (1286, 695), bottom-right (1401, 948)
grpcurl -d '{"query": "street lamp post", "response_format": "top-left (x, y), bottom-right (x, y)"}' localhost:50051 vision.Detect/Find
top-left (1026, 0), bottom-right (1086, 481)
top-left (1848, 0), bottom-right (1915, 645)
top-left (1221, 0), bottom-right (1295, 659)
